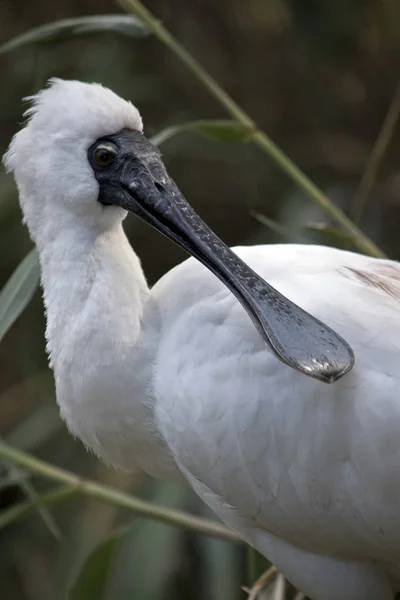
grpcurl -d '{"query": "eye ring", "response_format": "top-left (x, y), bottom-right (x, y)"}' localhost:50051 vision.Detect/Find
top-left (94, 144), bottom-right (117, 167)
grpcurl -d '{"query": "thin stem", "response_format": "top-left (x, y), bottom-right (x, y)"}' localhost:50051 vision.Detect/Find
top-left (272, 573), bottom-right (286, 600)
top-left (119, 0), bottom-right (385, 258)
top-left (0, 432), bottom-right (61, 541)
top-left (246, 565), bottom-right (278, 600)
top-left (351, 81), bottom-right (400, 224)
top-left (251, 131), bottom-right (384, 257)
top-left (246, 547), bottom-right (258, 588)
top-left (19, 477), bottom-right (62, 540)
top-left (0, 441), bottom-right (240, 543)
top-left (0, 485), bottom-right (75, 530)
top-left (118, 0), bottom-right (254, 127)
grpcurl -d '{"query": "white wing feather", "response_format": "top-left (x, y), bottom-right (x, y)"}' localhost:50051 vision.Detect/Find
top-left (152, 244), bottom-right (400, 599)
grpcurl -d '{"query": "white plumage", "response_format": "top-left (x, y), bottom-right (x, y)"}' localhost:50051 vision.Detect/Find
top-left (4, 79), bottom-right (400, 599)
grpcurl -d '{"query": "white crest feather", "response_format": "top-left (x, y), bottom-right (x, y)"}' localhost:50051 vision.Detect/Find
top-left (3, 78), bottom-right (143, 173)
top-left (2, 79), bottom-right (143, 245)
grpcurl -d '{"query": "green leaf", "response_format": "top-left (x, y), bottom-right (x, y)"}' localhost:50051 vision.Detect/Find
top-left (0, 249), bottom-right (40, 344)
top-left (251, 210), bottom-right (305, 242)
top-left (0, 15), bottom-right (148, 55)
top-left (69, 531), bottom-right (122, 600)
top-left (185, 120), bottom-right (255, 143)
top-left (252, 211), bottom-right (357, 250)
top-left (150, 125), bottom-right (181, 148)
top-left (151, 120), bottom-right (255, 148)
top-left (304, 223), bottom-right (356, 249)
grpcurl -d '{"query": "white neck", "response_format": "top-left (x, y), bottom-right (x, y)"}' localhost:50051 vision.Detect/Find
top-left (38, 219), bottom-right (179, 479)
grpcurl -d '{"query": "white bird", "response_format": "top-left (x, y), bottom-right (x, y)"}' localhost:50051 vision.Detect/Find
top-left (4, 78), bottom-right (400, 600)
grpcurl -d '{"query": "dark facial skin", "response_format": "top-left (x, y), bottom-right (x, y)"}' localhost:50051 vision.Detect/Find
top-left (88, 129), bottom-right (355, 383)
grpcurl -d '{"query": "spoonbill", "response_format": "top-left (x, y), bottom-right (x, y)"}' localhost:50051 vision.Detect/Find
top-left (4, 79), bottom-right (400, 600)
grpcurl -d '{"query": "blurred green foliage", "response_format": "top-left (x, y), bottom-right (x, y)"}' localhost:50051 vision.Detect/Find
top-left (0, 0), bottom-right (399, 599)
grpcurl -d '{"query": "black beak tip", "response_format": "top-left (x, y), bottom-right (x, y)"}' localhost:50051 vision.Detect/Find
top-left (304, 349), bottom-right (355, 384)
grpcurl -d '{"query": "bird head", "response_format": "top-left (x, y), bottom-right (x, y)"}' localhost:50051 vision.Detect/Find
top-left (3, 78), bottom-right (354, 383)
top-left (3, 78), bottom-right (145, 244)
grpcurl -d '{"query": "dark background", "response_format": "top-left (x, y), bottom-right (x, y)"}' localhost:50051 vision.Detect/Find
top-left (0, 1), bottom-right (399, 598)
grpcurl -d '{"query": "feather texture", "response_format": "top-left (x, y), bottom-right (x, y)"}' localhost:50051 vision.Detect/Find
top-left (4, 80), bottom-right (400, 599)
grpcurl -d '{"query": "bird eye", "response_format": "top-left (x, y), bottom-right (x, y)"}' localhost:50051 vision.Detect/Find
top-left (94, 144), bottom-right (116, 167)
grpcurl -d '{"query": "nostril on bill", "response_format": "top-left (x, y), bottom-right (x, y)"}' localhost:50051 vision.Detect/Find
top-left (154, 181), bottom-right (164, 193)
